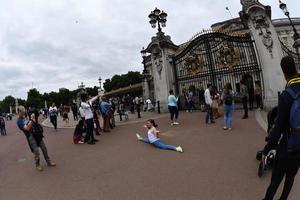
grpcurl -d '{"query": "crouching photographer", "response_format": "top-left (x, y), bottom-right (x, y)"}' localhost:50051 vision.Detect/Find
top-left (17, 106), bottom-right (56, 172)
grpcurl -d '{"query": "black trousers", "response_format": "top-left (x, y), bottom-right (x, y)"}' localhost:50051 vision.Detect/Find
top-left (85, 118), bottom-right (95, 142)
top-left (255, 94), bottom-right (262, 109)
top-left (50, 116), bottom-right (57, 129)
top-left (168, 106), bottom-right (178, 121)
top-left (205, 104), bottom-right (214, 123)
top-left (264, 154), bottom-right (300, 200)
top-left (136, 105), bottom-right (141, 118)
top-left (242, 97), bottom-right (248, 117)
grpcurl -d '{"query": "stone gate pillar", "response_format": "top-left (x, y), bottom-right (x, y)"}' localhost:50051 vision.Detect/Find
top-left (144, 32), bottom-right (178, 112)
top-left (240, 0), bottom-right (286, 109)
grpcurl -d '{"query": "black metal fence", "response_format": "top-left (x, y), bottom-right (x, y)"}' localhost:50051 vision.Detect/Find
top-left (173, 31), bottom-right (262, 109)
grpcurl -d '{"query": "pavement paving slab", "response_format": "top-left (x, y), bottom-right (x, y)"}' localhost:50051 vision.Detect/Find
top-left (0, 110), bottom-right (299, 200)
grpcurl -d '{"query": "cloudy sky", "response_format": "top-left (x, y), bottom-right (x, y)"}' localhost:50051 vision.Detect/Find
top-left (0, 0), bottom-right (298, 100)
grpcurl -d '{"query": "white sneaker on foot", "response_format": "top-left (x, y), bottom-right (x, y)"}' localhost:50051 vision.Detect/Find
top-left (176, 146), bottom-right (183, 153)
top-left (136, 133), bottom-right (142, 140)
top-left (173, 122), bottom-right (179, 125)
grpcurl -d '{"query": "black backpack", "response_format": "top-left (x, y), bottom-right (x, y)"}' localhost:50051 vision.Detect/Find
top-left (224, 92), bottom-right (233, 105)
top-left (31, 122), bottom-right (44, 144)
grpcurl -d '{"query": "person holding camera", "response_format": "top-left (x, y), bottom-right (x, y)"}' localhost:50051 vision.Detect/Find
top-left (80, 94), bottom-right (99, 145)
top-left (17, 106), bottom-right (56, 171)
top-left (262, 56), bottom-right (300, 200)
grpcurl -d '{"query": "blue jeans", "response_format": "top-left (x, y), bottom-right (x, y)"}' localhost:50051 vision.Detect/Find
top-left (223, 104), bottom-right (234, 128)
top-left (140, 138), bottom-right (177, 151)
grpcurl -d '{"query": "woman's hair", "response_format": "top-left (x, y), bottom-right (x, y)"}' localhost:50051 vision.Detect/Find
top-left (80, 93), bottom-right (87, 102)
top-left (78, 119), bottom-right (84, 127)
top-left (224, 83), bottom-right (232, 91)
top-left (148, 119), bottom-right (158, 128)
top-left (169, 90), bottom-right (174, 95)
top-left (281, 56), bottom-right (297, 78)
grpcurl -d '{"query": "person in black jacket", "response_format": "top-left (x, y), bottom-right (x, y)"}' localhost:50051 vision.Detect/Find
top-left (263, 56), bottom-right (300, 200)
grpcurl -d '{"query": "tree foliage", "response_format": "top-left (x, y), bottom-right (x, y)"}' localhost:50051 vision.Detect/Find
top-left (103, 71), bottom-right (142, 92)
top-left (0, 71), bottom-right (142, 111)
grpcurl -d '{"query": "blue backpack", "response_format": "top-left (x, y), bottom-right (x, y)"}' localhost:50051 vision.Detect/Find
top-left (286, 88), bottom-right (300, 151)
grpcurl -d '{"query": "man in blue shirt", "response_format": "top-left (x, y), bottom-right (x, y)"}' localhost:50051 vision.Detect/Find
top-left (99, 96), bottom-right (112, 132)
top-left (17, 106), bottom-right (56, 171)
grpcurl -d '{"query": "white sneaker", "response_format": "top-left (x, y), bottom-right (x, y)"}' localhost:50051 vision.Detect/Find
top-left (136, 133), bottom-right (143, 140)
top-left (78, 141), bottom-right (85, 144)
top-left (176, 146), bottom-right (183, 153)
top-left (173, 122), bottom-right (179, 125)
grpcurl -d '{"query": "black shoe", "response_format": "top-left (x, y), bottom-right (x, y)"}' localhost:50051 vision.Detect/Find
top-left (242, 116), bottom-right (248, 119)
top-left (211, 121), bottom-right (216, 124)
top-left (87, 141), bottom-right (95, 145)
top-left (93, 139), bottom-right (99, 142)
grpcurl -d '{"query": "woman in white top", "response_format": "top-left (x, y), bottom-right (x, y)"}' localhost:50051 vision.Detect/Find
top-left (136, 119), bottom-right (183, 153)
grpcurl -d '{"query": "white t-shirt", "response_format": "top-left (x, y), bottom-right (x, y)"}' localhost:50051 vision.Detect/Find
top-left (79, 107), bottom-right (85, 118)
top-left (81, 101), bottom-right (93, 120)
top-left (204, 88), bottom-right (213, 105)
top-left (49, 106), bottom-right (57, 116)
top-left (147, 129), bottom-right (159, 143)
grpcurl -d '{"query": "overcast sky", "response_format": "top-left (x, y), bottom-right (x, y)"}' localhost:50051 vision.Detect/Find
top-left (0, 0), bottom-right (298, 100)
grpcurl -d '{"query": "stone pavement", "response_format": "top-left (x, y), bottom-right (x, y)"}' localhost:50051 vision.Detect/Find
top-left (0, 110), bottom-right (299, 200)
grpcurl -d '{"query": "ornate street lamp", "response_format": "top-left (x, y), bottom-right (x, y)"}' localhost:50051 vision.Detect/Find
top-left (279, 0), bottom-right (300, 53)
top-left (148, 8), bottom-right (168, 33)
top-left (98, 76), bottom-right (102, 90)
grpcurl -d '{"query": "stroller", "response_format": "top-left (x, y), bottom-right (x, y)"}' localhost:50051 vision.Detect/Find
top-left (256, 107), bottom-right (278, 177)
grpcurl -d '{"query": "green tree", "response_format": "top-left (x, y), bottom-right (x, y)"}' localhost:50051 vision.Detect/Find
top-left (27, 88), bottom-right (43, 108)
top-left (103, 71), bottom-right (143, 92)
top-left (0, 95), bottom-right (15, 113)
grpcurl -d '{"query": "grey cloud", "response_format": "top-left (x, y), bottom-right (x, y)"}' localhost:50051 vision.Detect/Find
top-left (0, 0), bottom-right (299, 100)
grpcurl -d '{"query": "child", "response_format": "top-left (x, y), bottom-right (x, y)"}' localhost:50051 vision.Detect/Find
top-left (136, 119), bottom-right (183, 153)
top-left (73, 120), bottom-right (85, 144)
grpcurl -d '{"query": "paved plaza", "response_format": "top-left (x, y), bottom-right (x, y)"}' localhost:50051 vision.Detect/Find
top-left (0, 110), bottom-right (300, 200)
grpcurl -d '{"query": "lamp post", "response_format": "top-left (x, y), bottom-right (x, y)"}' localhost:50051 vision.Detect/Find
top-left (279, 0), bottom-right (300, 54)
top-left (148, 7), bottom-right (168, 33)
top-left (98, 76), bottom-right (102, 90)
top-left (98, 76), bottom-right (104, 96)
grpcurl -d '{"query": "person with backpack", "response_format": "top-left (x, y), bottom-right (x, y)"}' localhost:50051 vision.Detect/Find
top-left (221, 83), bottom-right (234, 131)
top-left (262, 56), bottom-right (300, 200)
top-left (17, 106), bottom-right (56, 171)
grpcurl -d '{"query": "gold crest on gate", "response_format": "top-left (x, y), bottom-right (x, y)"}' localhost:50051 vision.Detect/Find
top-left (216, 44), bottom-right (240, 70)
top-left (184, 53), bottom-right (204, 75)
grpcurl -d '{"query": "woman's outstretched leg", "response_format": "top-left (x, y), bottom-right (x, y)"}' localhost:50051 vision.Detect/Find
top-left (153, 140), bottom-right (183, 152)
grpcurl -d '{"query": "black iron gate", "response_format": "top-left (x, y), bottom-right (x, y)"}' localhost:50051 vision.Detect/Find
top-left (173, 31), bottom-right (262, 105)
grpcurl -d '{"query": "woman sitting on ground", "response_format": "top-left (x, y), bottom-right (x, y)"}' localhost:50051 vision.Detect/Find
top-left (136, 119), bottom-right (183, 153)
top-left (73, 120), bottom-right (85, 144)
